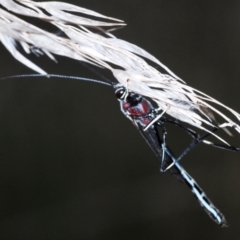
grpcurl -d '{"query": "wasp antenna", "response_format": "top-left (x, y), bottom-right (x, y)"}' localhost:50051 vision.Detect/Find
top-left (79, 61), bottom-right (114, 85)
top-left (0, 74), bottom-right (113, 87)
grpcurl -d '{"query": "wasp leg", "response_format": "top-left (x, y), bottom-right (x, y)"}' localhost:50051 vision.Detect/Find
top-left (163, 140), bottom-right (228, 227)
top-left (161, 118), bottom-right (240, 152)
top-left (173, 160), bottom-right (228, 227)
top-left (161, 126), bottom-right (218, 171)
top-left (159, 118), bottom-right (200, 139)
top-left (159, 124), bottom-right (168, 172)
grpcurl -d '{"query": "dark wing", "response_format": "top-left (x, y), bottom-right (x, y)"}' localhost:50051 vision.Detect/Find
top-left (136, 123), bottom-right (185, 183)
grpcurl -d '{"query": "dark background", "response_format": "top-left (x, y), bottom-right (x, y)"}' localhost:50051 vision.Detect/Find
top-left (1, 0), bottom-right (240, 239)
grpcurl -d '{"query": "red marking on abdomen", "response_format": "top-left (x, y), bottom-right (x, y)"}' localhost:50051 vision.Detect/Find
top-left (126, 100), bottom-right (151, 117)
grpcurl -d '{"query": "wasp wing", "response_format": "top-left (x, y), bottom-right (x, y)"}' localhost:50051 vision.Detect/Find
top-left (135, 122), bottom-right (185, 183)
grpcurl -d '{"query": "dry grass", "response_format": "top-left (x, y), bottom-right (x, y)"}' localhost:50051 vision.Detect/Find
top-left (1, 0), bottom-right (240, 142)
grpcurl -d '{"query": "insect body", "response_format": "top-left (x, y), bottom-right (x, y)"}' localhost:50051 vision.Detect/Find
top-left (114, 84), bottom-right (230, 226)
top-left (3, 74), bottom-right (239, 227)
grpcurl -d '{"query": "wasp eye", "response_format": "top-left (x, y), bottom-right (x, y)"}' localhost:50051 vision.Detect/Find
top-left (115, 88), bottom-right (126, 99)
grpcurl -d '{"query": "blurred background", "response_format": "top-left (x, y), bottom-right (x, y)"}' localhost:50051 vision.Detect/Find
top-left (1, 0), bottom-right (240, 239)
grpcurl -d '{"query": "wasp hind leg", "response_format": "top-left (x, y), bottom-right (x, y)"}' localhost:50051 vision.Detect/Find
top-left (161, 118), bottom-right (240, 153)
top-left (159, 124), bottom-right (168, 172)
